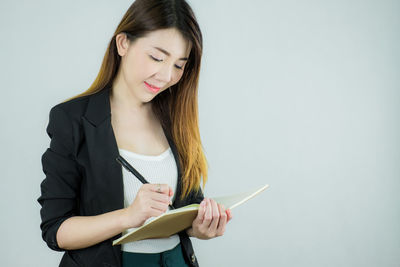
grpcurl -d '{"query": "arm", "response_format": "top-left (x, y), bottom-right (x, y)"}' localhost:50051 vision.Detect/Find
top-left (38, 106), bottom-right (172, 250)
top-left (56, 184), bottom-right (173, 250)
top-left (56, 210), bottom-right (128, 250)
top-left (38, 105), bottom-right (82, 251)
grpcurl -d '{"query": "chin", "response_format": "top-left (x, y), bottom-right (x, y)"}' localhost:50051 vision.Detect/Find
top-left (143, 93), bottom-right (158, 104)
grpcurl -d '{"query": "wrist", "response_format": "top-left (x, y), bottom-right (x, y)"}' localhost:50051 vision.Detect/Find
top-left (186, 227), bottom-right (194, 237)
top-left (120, 208), bottom-right (131, 230)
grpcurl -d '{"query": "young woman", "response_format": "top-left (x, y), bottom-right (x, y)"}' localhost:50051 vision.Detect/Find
top-left (37, 0), bottom-right (232, 266)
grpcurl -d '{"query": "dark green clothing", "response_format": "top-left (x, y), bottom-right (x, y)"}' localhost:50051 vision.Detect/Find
top-left (122, 243), bottom-right (189, 267)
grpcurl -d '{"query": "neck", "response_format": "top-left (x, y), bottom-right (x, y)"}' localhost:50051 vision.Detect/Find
top-left (110, 79), bottom-right (152, 115)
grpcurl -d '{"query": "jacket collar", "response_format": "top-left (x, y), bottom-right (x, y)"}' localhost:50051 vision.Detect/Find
top-left (82, 85), bottom-right (184, 207)
top-left (83, 86), bottom-right (112, 127)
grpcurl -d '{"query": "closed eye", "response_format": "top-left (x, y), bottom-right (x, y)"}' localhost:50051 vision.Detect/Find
top-left (149, 55), bottom-right (184, 70)
top-left (149, 55), bottom-right (162, 62)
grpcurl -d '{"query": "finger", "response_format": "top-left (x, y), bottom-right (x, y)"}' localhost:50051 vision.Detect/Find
top-left (150, 183), bottom-right (170, 195)
top-left (217, 204), bottom-right (227, 227)
top-left (216, 204), bottom-right (227, 236)
top-left (149, 191), bottom-right (170, 204)
top-left (202, 198), bottom-right (212, 228)
top-left (168, 187), bottom-right (174, 204)
top-left (208, 198), bottom-right (220, 232)
top-left (149, 199), bottom-right (169, 213)
top-left (148, 206), bottom-right (167, 218)
top-left (195, 199), bottom-right (206, 223)
top-left (226, 209), bottom-right (233, 222)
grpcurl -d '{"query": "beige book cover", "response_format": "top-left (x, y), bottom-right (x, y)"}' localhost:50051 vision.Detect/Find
top-left (112, 184), bottom-right (269, 245)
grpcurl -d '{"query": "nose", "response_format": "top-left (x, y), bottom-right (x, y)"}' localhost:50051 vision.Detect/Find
top-left (156, 64), bottom-right (173, 84)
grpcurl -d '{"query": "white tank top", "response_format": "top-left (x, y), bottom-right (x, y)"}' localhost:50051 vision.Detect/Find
top-left (119, 146), bottom-right (180, 253)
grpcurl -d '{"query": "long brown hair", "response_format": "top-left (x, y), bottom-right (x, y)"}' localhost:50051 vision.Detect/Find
top-left (64, 0), bottom-right (207, 199)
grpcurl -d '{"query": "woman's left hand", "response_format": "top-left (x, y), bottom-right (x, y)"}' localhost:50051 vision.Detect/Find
top-left (186, 198), bottom-right (233, 240)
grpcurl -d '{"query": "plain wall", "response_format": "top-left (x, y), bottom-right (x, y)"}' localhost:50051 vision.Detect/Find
top-left (1, 0), bottom-right (399, 266)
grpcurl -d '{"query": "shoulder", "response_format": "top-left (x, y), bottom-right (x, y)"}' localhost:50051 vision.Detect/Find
top-left (45, 90), bottom-right (106, 154)
top-left (50, 94), bottom-right (90, 122)
top-left (49, 89), bottom-right (106, 125)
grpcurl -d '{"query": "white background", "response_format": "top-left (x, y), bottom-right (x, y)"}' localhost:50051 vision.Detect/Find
top-left (1, 0), bottom-right (399, 266)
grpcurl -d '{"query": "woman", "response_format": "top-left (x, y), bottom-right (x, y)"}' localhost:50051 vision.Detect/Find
top-left (37, 0), bottom-right (232, 266)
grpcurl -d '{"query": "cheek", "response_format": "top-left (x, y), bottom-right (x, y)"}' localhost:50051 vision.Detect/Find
top-left (170, 71), bottom-right (184, 86)
top-left (125, 53), bottom-right (154, 81)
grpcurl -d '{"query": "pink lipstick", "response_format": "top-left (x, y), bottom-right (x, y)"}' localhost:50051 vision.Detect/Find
top-left (144, 81), bottom-right (160, 93)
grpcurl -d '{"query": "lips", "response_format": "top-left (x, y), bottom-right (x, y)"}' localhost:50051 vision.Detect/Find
top-left (144, 81), bottom-right (161, 93)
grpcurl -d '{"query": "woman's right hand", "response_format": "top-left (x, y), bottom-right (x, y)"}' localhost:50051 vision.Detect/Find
top-left (122, 183), bottom-right (173, 229)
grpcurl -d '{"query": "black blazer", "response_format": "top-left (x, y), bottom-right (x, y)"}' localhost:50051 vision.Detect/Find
top-left (37, 86), bottom-right (204, 267)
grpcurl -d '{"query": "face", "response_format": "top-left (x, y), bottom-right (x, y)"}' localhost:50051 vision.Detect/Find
top-left (115, 28), bottom-right (191, 103)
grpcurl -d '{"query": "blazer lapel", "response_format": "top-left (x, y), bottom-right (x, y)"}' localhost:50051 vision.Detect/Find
top-left (81, 86), bottom-right (185, 211)
top-left (82, 86), bottom-right (124, 213)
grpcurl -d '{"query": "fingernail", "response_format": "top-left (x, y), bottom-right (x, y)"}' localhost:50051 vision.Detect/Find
top-left (201, 201), bottom-right (205, 207)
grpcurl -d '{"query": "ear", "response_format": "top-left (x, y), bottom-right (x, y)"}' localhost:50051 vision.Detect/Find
top-left (115, 33), bottom-right (130, 57)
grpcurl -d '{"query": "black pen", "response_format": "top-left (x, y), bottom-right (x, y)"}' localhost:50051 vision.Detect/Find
top-left (116, 155), bottom-right (175, 210)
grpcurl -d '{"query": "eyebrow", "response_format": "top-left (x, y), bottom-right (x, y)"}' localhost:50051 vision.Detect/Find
top-left (153, 46), bottom-right (188, 61)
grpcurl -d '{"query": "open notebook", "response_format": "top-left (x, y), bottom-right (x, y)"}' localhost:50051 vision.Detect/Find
top-left (112, 184), bottom-right (269, 245)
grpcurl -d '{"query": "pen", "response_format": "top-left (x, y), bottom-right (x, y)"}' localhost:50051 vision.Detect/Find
top-left (116, 155), bottom-right (175, 210)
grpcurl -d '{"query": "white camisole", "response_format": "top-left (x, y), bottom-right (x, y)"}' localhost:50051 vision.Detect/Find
top-left (118, 146), bottom-right (180, 253)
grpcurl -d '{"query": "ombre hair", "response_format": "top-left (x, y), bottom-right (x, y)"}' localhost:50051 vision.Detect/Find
top-left (64, 0), bottom-right (207, 199)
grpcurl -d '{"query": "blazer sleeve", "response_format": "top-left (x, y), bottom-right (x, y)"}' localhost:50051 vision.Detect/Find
top-left (37, 105), bottom-right (82, 251)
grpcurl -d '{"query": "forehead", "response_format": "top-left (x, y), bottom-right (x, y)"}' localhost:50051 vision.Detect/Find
top-left (133, 28), bottom-right (192, 58)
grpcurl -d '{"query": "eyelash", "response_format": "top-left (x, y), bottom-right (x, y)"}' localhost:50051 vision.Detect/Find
top-left (149, 55), bottom-right (183, 70)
